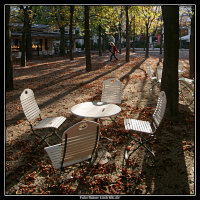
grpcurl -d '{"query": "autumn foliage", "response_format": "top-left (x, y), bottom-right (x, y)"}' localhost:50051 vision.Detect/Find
top-left (6, 52), bottom-right (194, 195)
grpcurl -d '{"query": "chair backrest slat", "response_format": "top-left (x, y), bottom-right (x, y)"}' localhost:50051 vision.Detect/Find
top-left (152, 91), bottom-right (167, 128)
top-left (101, 78), bottom-right (122, 104)
top-left (178, 62), bottom-right (184, 71)
top-left (44, 143), bottom-right (62, 169)
top-left (20, 89), bottom-right (41, 122)
top-left (44, 121), bottom-right (99, 169)
top-left (156, 65), bottom-right (162, 81)
top-left (61, 121), bottom-right (99, 168)
top-left (146, 62), bottom-right (153, 78)
top-left (179, 77), bottom-right (194, 85)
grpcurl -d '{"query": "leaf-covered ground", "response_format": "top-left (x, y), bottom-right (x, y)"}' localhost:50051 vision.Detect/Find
top-left (5, 50), bottom-right (195, 195)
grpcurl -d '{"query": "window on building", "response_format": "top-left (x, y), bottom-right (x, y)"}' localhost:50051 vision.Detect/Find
top-left (11, 39), bottom-right (20, 51)
top-left (32, 39), bottom-right (42, 51)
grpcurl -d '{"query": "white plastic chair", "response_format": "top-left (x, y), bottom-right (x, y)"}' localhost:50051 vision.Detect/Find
top-left (44, 121), bottom-right (100, 170)
top-left (146, 62), bottom-right (162, 92)
top-left (146, 62), bottom-right (157, 82)
top-left (178, 77), bottom-right (194, 107)
top-left (101, 78), bottom-right (122, 105)
top-left (20, 88), bottom-right (66, 146)
top-left (178, 62), bottom-right (184, 74)
top-left (124, 91), bottom-right (167, 160)
top-left (151, 65), bottom-right (162, 92)
top-left (179, 77), bottom-right (194, 85)
top-left (156, 65), bottom-right (162, 84)
top-left (100, 78), bottom-right (122, 133)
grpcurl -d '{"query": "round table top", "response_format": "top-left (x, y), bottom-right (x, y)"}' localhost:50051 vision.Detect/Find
top-left (71, 102), bottom-right (121, 118)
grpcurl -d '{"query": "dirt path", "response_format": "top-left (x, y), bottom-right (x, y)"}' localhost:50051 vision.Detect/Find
top-left (5, 51), bottom-right (195, 195)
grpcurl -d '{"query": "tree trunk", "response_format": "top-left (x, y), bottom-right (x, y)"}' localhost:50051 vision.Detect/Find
top-left (125, 6), bottom-right (130, 62)
top-left (160, 31), bottom-right (163, 55)
top-left (5, 5), bottom-right (13, 91)
top-left (26, 6), bottom-right (32, 60)
top-left (119, 23), bottom-right (122, 54)
top-left (189, 6), bottom-right (195, 79)
top-left (145, 23), bottom-right (150, 58)
top-left (84, 6), bottom-right (92, 72)
top-left (119, 6), bottom-right (123, 54)
top-left (159, 29), bottom-right (163, 62)
top-left (26, 20), bottom-right (32, 60)
top-left (21, 21), bottom-right (26, 67)
top-left (132, 15), bottom-right (136, 53)
top-left (102, 32), bottom-right (106, 53)
top-left (60, 26), bottom-right (65, 57)
top-left (20, 6), bottom-right (27, 67)
top-left (69, 5), bottom-right (74, 61)
top-left (161, 5), bottom-right (179, 118)
top-left (143, 32), bottom-right (146, 51)
top-left (98, 25), bottom-right (102, 56)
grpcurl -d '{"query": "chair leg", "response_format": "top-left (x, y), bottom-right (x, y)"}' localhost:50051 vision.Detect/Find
top-left (110, 116), bottom-right (118, 125)
top-left (135, 133), bottom-right (155, 158)
top-left (31, 128), bottom-right (57, 148)
top-left (125, 140), bottom-right (142, 160)
top-left (99, 118), bottom-right (114, 142)
top-left (30, 126), bottom-right (47, 147)
top-left (150, 81), bottom-right (160, 93)
top-left (54, 129), bottom-right (62, 140)
top-left (89, 150), bottom-right (98, 167)
top-left (125, 133), bottom-right (155, 161)
top-left (37, 133), bottom-right (54, 146)
top-left (123, 137), bottom-right (138, 169)
top-left (100, 137), bottom-right (113, 142)
top-left (140, 142), bottom-right (155, 158)
top-left (150, 80), bottom-right (156, 91)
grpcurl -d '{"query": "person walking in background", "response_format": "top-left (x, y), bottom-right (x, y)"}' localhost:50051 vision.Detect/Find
top-left (108, 42), bottom-right (112, 53)
top-left (108, 42), bottom-right (112, 61)
top-left (110, 42), bottom-right (119, 61)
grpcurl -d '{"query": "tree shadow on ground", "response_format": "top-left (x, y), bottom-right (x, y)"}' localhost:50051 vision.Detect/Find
top-left (117, 60), bottom-right (194, 194)
top-left (6, 61), bottom-right (125, 127)
top-left (8, 56), bottom-right (109, 103)
top-left (6, 55), bottom-right (194, 195)
top-left (120, 105), bottom-right (194, 194)
top-left (88, 58), bottom-right (146, 104)
top-left (5, 129), bottom-right (48, 193)
top-left (119, 59), bottom-right (146, 83)
top-left (139, 103), bottom-right (194, 194)
top-left (5, 114), bottom-right (82, 193)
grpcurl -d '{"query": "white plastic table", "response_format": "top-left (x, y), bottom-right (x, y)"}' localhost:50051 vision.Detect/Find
top-left (71, 102), bottom-right (121, 119)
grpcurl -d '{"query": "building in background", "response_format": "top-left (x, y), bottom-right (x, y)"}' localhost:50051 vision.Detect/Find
top-left (10, 23), bottom-right (84, 58)
top-left (179, 6), bottom-right (192, 49)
